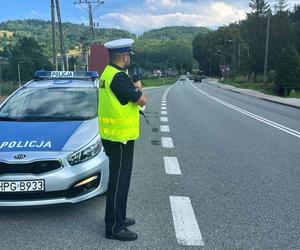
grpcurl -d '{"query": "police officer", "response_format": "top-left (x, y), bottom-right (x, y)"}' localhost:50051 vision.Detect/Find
top-left (98, 38), bottom-right (147, 241)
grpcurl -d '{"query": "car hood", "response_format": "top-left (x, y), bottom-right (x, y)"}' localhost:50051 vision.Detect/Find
top-left (0, 119), bottom-right (99, 152)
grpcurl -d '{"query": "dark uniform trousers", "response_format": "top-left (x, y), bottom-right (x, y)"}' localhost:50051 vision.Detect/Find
top-left (101, 139), bottom-right (135, 234)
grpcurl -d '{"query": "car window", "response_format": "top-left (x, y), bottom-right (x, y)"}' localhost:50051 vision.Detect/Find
top-left (0, 87), bottom-right (98, 121)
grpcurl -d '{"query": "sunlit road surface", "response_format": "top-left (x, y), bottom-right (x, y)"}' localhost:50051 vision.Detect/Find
top-left (0, 78), bottom-right (299, 249)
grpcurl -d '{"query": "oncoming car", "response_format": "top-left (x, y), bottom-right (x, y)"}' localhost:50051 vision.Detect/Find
top-left (0, 71), bottom-right (109, 207)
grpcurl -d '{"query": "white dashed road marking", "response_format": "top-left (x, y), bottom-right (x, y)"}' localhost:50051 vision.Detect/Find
top-left (164, 157), bottom-right (181, 175)
top-left (170, 196), bottom-right (204, 246)
top-left (160, 117), bottom-right (168, 122)
top-left (161, 137), bottom-right (174, 148)
top-left (160, 82), bottom-right (205, 247)
top-left (160, 125), bottom-right (170, 132)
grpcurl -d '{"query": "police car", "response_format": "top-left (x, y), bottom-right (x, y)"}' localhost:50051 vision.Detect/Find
top-left (0, 71), bottom-right (109, 206)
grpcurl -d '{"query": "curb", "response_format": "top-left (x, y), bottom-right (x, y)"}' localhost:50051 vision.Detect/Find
top-left (207, 80), bottom-right (300, 109)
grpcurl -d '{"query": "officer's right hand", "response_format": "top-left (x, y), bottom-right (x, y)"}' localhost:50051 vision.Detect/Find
top-left (134, 80), bottom-right (143, 90)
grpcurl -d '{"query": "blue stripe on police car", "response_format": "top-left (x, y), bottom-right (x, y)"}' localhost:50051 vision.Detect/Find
top-left (0, 121), bottom-right (83, 152)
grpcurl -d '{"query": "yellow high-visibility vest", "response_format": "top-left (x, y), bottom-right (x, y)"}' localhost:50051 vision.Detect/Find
top-left (98, 65), bottom-right (139, 142)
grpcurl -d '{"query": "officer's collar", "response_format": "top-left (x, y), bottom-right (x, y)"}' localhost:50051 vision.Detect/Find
top-left (109, 63), bottom-right (125, 71)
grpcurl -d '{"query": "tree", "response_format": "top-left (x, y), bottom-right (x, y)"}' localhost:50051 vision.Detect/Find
top-left (274, 0), bottom-right (288, 13)
top-left (269, 11), bottom-right (296, 70)
top-left (275, 47), bottom-right (300, 95)
top-left (290, 5), bottom-right (300, 54)
top-left (6, 37), bottom-right (52, 82)
top-left (249, 0), bottom-right (270, 16)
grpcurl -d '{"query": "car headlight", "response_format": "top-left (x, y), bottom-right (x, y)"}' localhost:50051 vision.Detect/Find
top-left (68, 138), bottom-right (102, 166)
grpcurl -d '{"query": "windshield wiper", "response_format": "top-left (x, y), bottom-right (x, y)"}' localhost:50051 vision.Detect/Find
top-left (0, 117), bottom-right (23, 121)
top-left (0, 116), bottom-right (96, 121)
top-left (53, 116), bottom-right (96, 121)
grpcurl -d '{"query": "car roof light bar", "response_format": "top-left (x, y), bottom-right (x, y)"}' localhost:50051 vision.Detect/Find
top-left (34, 71), bottom-right (99, 80)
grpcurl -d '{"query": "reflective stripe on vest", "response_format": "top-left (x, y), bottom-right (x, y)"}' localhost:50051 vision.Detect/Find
top-left (98, 65), bottom-right (140, 142)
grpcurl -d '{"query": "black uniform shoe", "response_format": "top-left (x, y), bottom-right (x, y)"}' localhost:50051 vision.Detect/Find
top-left (124, 218), bottom-right (135, 227)
top-left (105, 228), bottom-right (138, 241)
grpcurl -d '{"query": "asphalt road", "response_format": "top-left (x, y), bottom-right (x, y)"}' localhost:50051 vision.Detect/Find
top-left (0, 78), bottom-right (299, 249)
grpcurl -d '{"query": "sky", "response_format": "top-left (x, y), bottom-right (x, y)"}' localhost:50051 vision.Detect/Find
top-left (0, 0), bottom-right (299, 34)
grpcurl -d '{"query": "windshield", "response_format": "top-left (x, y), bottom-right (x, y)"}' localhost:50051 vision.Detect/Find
top-left (0, 87), bottom-right (98, 121)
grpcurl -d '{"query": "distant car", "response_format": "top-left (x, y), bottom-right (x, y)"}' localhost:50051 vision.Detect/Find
top-left (194, 75), bottom-right (202, 82)
top-left (0, 71), bottom-right (109, 207)
top-left (179, 76), bottom-right (186, 81)
top-left (190, 75), bottom-right (195, 80)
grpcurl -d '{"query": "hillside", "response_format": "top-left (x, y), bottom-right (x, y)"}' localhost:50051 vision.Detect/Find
top-left (140, 26), bottom-right (210, 42)
top-left (0, 19), bottom-right (211, 73)
top-left (0, 20), bottom-right (210, 52)
top-left (0, 19), bottom-right (135, 54)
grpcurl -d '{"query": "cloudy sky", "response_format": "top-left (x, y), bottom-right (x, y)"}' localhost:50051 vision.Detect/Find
top-left (0, 0), bottom-right (299, 34)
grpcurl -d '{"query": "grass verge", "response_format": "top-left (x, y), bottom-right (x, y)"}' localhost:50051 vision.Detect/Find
top-left (289, 92), bottom-right (300, 98)
top-left (143, 76), bottom-right (179, 87)
top-left (222, 78), bottom-right (275, 96)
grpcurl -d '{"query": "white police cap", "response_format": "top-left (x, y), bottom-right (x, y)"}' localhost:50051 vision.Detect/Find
top-left (104, 38), bottom-right (134, 54)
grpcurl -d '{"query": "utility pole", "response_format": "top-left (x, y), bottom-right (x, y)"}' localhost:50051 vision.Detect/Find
top-left (238, 43), bottom-right (241, 68)
top-left (0, 62), bottom-right (2, 82)
top-left (74, 0), bottom-right (104, 43)
top-left (88, 3), bottom-right (95, 41)
top-left (263, 12), bottom-right (271, 89)
top-left (18, 61), bottom-right (24, 88)
top-left (55, 0), bottom-right (67, 70)
top-left (50, 0), bottom-right (57, 70)
top-left (232, 39), bottom-right (236, 75)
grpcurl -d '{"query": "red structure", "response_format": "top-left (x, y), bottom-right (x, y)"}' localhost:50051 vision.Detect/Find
top-left (88, 44), bottom-right (110, 75)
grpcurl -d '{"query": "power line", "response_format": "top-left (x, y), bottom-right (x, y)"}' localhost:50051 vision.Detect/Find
top-left (15, 0), bottom-right (41, 19)
top-left (74, 0), bottom-right (104, 42)
top-left (0, 2), bottom-right (19, 15)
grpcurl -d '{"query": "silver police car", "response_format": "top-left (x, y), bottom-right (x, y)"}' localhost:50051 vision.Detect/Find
top-left (0, 71), bottom-right (109, 206)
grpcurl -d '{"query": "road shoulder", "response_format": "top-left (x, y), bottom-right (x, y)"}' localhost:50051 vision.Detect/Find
top-left (207, 79), bottom-right (300, 109)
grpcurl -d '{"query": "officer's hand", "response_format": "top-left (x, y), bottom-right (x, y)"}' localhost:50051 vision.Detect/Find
top-left (134, 80), bottom-right (143, 90)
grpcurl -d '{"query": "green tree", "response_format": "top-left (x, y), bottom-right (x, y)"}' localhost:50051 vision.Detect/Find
top-left (269, 11), bottom-right (296, 70)
top-left (7, 36), bottom-right (52, 82)
top-left (290, 5), bottom-right (300, 54)
top-left (274, 0), bottom-right (288, 13)
top-left (275, 47), bottom-right (300, 95)
top-left (249, 0), bottom-right (270, 16)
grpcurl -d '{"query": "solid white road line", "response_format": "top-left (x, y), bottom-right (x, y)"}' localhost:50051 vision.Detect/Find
top-left (161, 117), bottom-right (168, 122)
top-left (164, 157), bottom-right (181, 175)
top-left (191, 83), bottom-right (300, 139)
top-left (162, 137), bottom-right (174, 148)
top-left (161, 107), bottom-right (167, 110)
top-left (161, 111), bottom-right (168, 115)
top-left (160, 125), bottom-right (170, 132)
top-left (162, 85), bottom-right (174, 101)
top-left (170, 196), bottom-right (204, 246)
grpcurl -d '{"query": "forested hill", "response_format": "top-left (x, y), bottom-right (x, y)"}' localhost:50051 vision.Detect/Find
top-left (0, 19), bottom-right (210, 52)
top-left (140, 26), bottom-right (210, 41)
top-left (0, 19), bottom-right (211, 75)
top-left (0, 19), bottom-right (134, 52)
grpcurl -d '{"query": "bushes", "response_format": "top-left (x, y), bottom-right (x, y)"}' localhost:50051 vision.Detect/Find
top-left (275, 47), bottom-right (300, 96)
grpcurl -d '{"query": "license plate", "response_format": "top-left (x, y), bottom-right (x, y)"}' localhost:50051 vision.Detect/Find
top-left (0, 180), bottom-right (45, 192)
